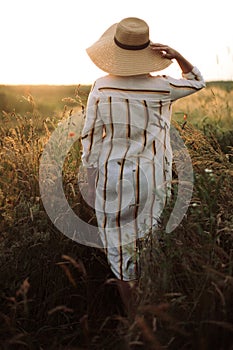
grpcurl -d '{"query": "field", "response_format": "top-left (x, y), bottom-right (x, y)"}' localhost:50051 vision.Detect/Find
top-left (0, 82), bottom-right (233, 350)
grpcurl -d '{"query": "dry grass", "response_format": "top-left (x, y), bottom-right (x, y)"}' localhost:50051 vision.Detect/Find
top-left (173, 83), bottom-right (233, 130)
top-left (135, 122), bottom-right (233, 350)
top-left (0, 84), bottom-right (233, 349)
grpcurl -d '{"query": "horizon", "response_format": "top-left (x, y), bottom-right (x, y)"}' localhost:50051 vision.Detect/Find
top-left (1, 78), bottom-right (232, 87)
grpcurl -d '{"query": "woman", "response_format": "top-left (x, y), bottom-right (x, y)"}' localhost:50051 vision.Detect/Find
top-left (81, 17), bottom-right (205, 313)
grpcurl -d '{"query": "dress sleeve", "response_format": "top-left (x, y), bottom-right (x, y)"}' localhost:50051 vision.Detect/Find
top-left (166, 66), bottom-right (206, 101)
top-left (81, 85), bottom-right (103, 168)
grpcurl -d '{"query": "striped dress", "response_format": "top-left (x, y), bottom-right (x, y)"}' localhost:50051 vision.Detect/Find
top-left (81, 67), bottom-right (205, 280)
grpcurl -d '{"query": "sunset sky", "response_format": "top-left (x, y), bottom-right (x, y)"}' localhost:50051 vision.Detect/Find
top-left (0, 0), bottom-right (232, 85)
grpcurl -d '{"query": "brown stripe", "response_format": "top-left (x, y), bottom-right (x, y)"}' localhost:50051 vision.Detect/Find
top-left (134, 159), bottom-right (140, 239)
top-left (133, 101), bottom-right (151, 239)
top-left (102, 97), bottom-right (114, 250)
top-left (159, 100), bottom-right (163, 116)
top-left (152, 140), bottom-right (156, 155)
top-left (99, 87), bottom-right (170, 94)
top-left (135, 135), bottom-right (144, 227)
top-left (116, 101), bottom-right (131, 227)
top-left (126, 99), bottom-right (131, 138)
top-left (116, 99), bottom-right (132, 279)
top-left (144, 101), bottom-right (156, 229)
top-left (169, 82), bottom-right (201, 91)
top-left (157, 100), bottom-right (164, 129)
top-left (150, 141), bottom-right (156, 227)
top-left (163, 123), bottom-right (170, 199)
top-left (143, 100), bottom-right (149, 147)
top-left (163, 126), bottom-right (167, 184)
top-left (114, 36), bottom-right (150, 50)
top-left (116, 159), bottom-right (125, 227)
top-left (124, 100), bottom-right (138, 278)
top-left (116, 157), bottom-right (125, 280)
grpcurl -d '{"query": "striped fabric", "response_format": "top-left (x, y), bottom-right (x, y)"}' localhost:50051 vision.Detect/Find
top-left (81, 67), bottom-right (205, 280)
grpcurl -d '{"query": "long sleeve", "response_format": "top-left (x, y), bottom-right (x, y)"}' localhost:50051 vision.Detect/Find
top-left (167, 66), bottom-right (206, 101)
top-left (81, 88), bottom-right (103, 168)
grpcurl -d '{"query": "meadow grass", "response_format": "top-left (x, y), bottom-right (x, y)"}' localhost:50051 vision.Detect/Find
top-left (0, 83), bottom-right (232, 349)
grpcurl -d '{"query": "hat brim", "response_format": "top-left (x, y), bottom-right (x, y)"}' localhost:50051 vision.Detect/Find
top-left (86, 23), bottom-right (172, 76)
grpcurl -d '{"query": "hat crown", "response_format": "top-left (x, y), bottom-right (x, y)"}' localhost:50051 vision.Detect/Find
top-left (86, 17), bottom-right (172, 76)
top-left (115, 17), bottom-right (149, 46)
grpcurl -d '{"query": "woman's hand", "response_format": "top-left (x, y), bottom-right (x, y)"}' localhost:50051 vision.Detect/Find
top-left (150, 43), bottom-right (179, 59)
top-left (150, 43), bottom-right (194, 74)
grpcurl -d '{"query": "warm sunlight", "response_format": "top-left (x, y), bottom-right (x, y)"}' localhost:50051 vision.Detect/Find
top-left (0, 0), bottom-right (232, 85)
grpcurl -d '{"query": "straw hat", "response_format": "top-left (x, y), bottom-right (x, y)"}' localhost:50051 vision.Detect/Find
top-left (86, 17), bottom-right (172, 76)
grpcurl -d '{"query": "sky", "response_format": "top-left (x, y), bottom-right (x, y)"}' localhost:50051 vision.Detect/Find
top-left (0, 0), bottom-right (232, 85)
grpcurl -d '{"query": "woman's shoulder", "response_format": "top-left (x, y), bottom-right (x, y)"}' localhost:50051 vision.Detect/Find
top-left (94, 74), bottom-right (169, 90)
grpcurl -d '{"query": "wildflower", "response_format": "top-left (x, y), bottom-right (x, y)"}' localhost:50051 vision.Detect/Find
top-left (69, 132), bottom-right (75, 137)
top-left (182, 113), bottom-right (188, 129)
